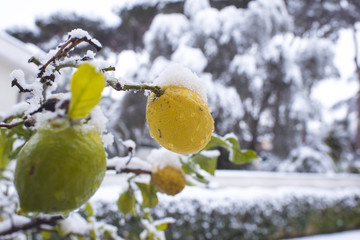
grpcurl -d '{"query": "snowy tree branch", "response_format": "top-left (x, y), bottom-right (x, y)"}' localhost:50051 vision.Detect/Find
top-left (0, 121), bottom-right (24, 129)
top-left (107, 79), bottom-right (164, 97)
top-left (38, 36), bottom-right (102, 80)
top-left (11, 79), bottom-right (32, 93)
top-left (0, 215), bottom-right (64, 237)
top-left (107, 166), bottom-right (152, 175)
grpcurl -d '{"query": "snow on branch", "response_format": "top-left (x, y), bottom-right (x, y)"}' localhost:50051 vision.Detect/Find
top-left (0, 214), bottom-right (64, 237)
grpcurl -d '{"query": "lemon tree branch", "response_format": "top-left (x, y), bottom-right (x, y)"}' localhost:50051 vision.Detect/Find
top-left (0, 121), bottom-right (24, 129)
top-left (107, 79), bottom-right (164, 97)
top-left (107, 166), bottom-right (152, 175)
top-left (0, 215), bottom-right (64, 237)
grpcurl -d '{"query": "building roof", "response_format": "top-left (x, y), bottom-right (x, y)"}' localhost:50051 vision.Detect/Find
top-left (0, 31), bottom-right (41, 75)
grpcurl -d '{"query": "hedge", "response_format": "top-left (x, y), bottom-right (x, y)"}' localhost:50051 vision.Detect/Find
top-left (93, 186), bottom-right (360, 240)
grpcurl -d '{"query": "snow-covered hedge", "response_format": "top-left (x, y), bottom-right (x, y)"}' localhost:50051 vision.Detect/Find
top-left (93, 187), bottom-right (360, 240)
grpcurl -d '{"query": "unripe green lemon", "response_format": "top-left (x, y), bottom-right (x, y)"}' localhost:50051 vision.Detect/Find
top-left (151, 165), bottom-right (186, 196)
top-left (14, 124), bottom-right (106, 213)
top-left (146, 85), bottom-right (214, 154)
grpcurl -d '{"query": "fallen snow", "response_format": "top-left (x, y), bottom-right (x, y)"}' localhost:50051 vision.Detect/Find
top-left (92, 178), bottom-right (360, 205)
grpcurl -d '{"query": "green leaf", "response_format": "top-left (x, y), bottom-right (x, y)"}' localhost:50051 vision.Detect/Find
top-left (90, 229), bottom-right (97, 239)
top-left (204, 134), bottom-right (258, 166)
top-left (117, 190), bottom-right (136, 215)
top-left (0, 129), bottom-right (14, 170)
top-left (84, 202), bottom-right (94, 218)
top-left (204, 135), bottom-right (229, 150)
top-left (68, 63), bottom-right (105, 119)
top-left (226, 136), bottom-right (258, 165)
top-left (10, 124), bottom-right (33, 141)
top-left (192, 153), bottom-right (218, 175)
top-left (180, 159), bottom-right (209, 185)
top-left (40, 231), bottom-right (51, 239)
top-left (136, 182), bottom-right (158, 208)
top-left (231, 149), bottom-right (258, 165)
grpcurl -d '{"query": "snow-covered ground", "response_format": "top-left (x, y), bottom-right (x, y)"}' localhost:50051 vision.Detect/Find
top-left (283, 229), bottom-right (360, 240)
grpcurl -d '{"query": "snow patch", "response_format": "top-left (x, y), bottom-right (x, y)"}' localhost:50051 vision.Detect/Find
top-left (107, 156), bottom-right (152, 172)
top-left (154, 64), bottom-right (208, 103)
top-left (59, 212), bottom-right (89, 236)
top-left (147, 148), bottom-right (182, 171)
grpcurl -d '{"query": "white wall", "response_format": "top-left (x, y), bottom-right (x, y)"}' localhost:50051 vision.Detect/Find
top-left (0, 32), bottom-right (40, 114)
top-left (0, 59), bottom-right (19, 112)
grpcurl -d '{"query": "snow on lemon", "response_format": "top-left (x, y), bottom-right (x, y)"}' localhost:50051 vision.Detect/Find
top-left (146, 65), bottom-right (214, 154)
top-left (148, 148), bottom-right (186, 196)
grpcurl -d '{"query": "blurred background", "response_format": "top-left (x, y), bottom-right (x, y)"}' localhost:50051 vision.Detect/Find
top-left (2, 0), bottom-right (360, 239)
top-left (3, 0), bottom-right (359, 174)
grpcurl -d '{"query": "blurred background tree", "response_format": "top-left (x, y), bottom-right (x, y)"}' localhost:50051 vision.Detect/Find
top-left (7, 0), bottom-right (360, 172)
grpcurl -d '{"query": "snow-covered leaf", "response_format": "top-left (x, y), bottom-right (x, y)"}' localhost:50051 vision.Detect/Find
top-left (153, 218), bottom-right (176, 231)
top-left (68, 63), bottom-right (105, 119)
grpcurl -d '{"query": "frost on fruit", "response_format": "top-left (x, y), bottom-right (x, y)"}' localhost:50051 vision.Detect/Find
top-left (14, 124), bottom-right (106, 213)
top-left (148, 148), bottom-right (185, 196)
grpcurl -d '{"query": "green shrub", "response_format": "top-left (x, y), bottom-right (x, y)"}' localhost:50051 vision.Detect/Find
top-left (94, 187), bottom-right (360, 240)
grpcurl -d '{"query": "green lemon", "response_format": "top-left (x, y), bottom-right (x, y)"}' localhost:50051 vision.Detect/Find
top-left (14, 124), bottom-right (106, 213)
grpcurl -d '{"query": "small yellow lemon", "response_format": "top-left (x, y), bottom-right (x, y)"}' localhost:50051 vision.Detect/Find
top-left (14, 124), bottom-right (106, 213)
top-left (146, 85), bottom-right (214, 154)
top-left (151, 165), bottom-right (186, 196)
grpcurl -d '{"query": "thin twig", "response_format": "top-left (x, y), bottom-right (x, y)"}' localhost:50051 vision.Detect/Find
top-left (106, 166), bottom-right (152, 175)
top-left (107, 80), bottom-right (164, 97)
top-left (38, 37), bottom-right (102, 79)
top-left (0, 121), bottom-right (24, 129)
top-left (11, 79), bottom-right (32, 93)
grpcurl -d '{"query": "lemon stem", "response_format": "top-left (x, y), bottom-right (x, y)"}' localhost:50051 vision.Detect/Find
top-left (107, 80), bottom-right (164, 97)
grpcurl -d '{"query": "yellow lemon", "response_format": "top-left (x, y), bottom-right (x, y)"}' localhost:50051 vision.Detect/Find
top-left (146, 85), bottom-right (214, 154)
top-left (14, 124), bottom-right (106, 213)
top-left (151, 165), bottom-right (186, 196)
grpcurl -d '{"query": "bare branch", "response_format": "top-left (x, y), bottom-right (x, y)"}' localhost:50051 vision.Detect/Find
top-left (107, 166), bottom-right (152, 175)
top-left (11, 79), bottom-right (32, 93)
top-left (38, 37), bottom-right (102, 80)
